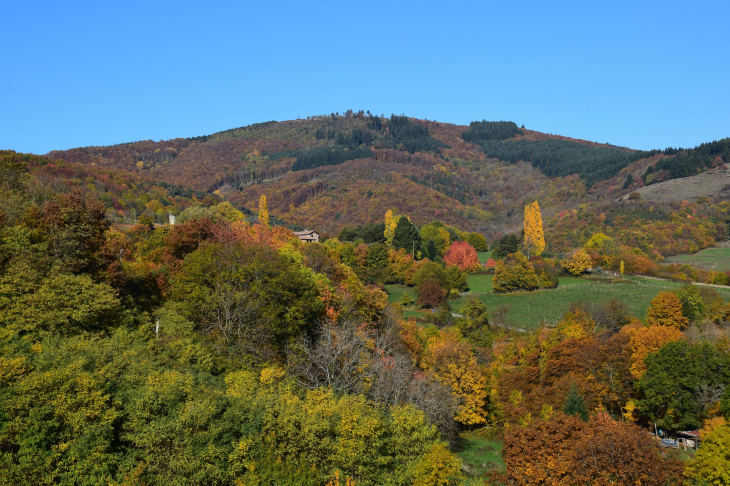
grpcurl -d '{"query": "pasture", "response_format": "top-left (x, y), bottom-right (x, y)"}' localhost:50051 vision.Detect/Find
top-left (386, 273), bottom-right (730, 331)
top-left (664, 247), bottom-right (730, 272)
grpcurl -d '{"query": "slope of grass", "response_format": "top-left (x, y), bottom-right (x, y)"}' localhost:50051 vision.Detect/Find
top-left (389, 274), bottom-right (730, 330)
top-left (455, 432), bottom-right (505, 481)
top-left (477, 251), bottom-right (492, 263)
top-left (665, 247), bottom-right (730, 272)
top-left (453, 275), bottom-right (730, 330)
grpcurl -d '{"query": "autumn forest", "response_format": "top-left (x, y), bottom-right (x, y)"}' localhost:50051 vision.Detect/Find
top-left (2, 112), bottom-right (730, 485)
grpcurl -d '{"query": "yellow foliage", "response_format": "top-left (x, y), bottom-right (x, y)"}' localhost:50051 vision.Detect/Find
top-left (258, 194), bottom-right (269, 227)
top-left (260, 366), bottom-right (286, 386)
top-left (410, 443), bottom-right (462, 486)
top-left (0, 356), bottom-right (26, 386)
top-left (561, 248), bottom-right (592, 275)
top-left (225, 370), bottom-right (259, 398)
top-left (540, 404), bottom-right (554, 420)
top-left (684, 425), bottom-right (730, 485)
top-left (384, 209), bottom-right (399, 246)
top-left (523, 201), bottom-right (545, 257)
top-left (621, 323), bottom-right (684, 379)
top-left (646, 291), bottom-right (689, 329)
top-left (423, 329), bottom-right (489, 425)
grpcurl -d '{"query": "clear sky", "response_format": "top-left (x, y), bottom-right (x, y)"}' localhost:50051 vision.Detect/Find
top-left (2, 0), bottom-right (728, 154)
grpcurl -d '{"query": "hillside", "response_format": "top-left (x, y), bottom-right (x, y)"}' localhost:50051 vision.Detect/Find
top-left (46, 112), bottom-right (729, 240)
top-left (623, 169), bottom-right (730, 203)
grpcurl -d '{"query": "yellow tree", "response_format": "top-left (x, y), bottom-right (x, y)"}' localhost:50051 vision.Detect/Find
top-left (523, 201), bottom-right (545, 257)
top-left (646, 291), bottom-right (689, 329)
top-left (258, 194), bottom-right (269, 227)
top-left (384, 210), bottom-right (399, 246)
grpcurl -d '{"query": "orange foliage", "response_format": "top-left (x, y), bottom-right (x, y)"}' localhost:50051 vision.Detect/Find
top-left (620, 322), bottom-right (685, 379)
top-left (503, 414), bottom-right (683, 486)
top-left (442, 241), bottom-right (480, 273)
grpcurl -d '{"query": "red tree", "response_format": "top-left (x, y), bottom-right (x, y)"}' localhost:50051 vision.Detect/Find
top-left (443, 241), bottom-right (480, 273)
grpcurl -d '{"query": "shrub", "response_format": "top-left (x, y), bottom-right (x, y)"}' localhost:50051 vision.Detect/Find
top-left (493, 252), bottom-right (539, 293)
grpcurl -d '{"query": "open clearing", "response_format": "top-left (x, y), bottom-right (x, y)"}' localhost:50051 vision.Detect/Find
top-left (626, 170), bottom-right (730, 203)
top-left (665, 247), bottom-right (730, 272)
top-left (455, 432), bottom-right (504, 482)
top-left (387, 274), bottom-right (730, 330)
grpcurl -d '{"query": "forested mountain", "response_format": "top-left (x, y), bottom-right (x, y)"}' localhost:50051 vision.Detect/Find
top-left (4, 116), bottom-right (730, 485)
top-left (46, 111), bottom-right (729, 242)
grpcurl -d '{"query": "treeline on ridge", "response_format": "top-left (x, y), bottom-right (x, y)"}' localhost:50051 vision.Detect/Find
top-left (642, 137), bottom-right (730, 184)
top-left (476, 138), bottom-right (653, 186)
top-left (292, 115), bottom-right (449, 171)
top-left (461, 120), bottom-right (524, 143)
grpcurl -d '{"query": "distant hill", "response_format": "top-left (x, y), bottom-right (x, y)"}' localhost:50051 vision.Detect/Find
top-left (46, 111), bottom-right (729, 238)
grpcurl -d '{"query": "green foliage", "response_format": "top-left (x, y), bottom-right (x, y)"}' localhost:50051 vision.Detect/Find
top-left (386, 115), bottom-right (449, 154)
top-left (637, 341), bottom-right (730, 430)
top-left (492, 252), bottom-right (539, 293)
top-left (366, 243), bottom-right (389, 269)
top-left (492, 233), bottom-right (520, 260)
top-left (644, 138), bottom-right (730, 183)
top-left (465, 232), bottom-right (488, 252)
top-left (291, 145), bottom-right (373, 171)
top-left (412, 262), bottom-right (451, 294)
top-left (461, 120), bottom-right (523, 143)
top-left (170, 242), bottom-right (322, 359)
top-left (563, 385), bottom-right (589, 421)
top-left (446, 265), bottom-right (468, 293)
top-left (392, 217), bottom-right (421, 253)
top-left (476, 138), bottom-right (652, 186)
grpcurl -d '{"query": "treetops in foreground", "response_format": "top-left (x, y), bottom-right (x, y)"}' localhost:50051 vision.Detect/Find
top-left (1, 150), bottom-right (729, 485)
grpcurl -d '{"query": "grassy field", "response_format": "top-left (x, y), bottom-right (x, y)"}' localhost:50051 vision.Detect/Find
top-left (386, 274), bottom-right (730, 330)
top-left (477, 251), bottom-right (492, 263)
top-left (665, 247), bottom-right (730, 272)
top-left (455, 432), bottom-right (504, 482)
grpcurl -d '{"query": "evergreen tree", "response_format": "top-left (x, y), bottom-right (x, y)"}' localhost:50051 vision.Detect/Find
top-left (623, 174), bottom-right (634, 189)
top-left (563, 385), bottom-right (589, 421)
top-left (492, 233), bottom-right (520, 259)
top-left (425, 240), bottom-right (438, 261)
top-left (392, 217), bottom-right (420, 254)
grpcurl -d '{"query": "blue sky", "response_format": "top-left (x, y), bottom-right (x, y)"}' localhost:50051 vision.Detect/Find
top-left (2, 0), bottom-right (728, 154)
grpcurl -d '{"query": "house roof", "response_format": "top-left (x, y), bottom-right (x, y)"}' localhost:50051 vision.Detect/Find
top-left (293, 229), bottom-right (318, 236)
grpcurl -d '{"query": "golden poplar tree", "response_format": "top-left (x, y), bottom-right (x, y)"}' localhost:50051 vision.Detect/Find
top-left (523, 201), bottom-right (545, 257)
top-left (384, 210), bottom-right (398, 246)
top-left (258, 194), bottom-right (269, 227)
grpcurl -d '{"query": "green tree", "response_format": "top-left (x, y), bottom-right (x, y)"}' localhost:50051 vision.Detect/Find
top-left (563, 385), bottom-right (589, 421)
top-left (412, 262), bottom-right (451, 294)
top-left (492, 233), bottom-right (520, 259)
top-left (366, 243), bottom-right (389, 269)
top-left (492, 252), bottom-right (539, 293)
top-left (392, 217), bottom-right (420, 254)
top-left (465, 232), bottom-right (488, 252)
top-left (637, 341), bottom-right (730, 430)
top-left (446, 265), bottom-right (468, 293)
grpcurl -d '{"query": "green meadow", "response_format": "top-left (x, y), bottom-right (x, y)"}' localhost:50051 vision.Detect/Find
top-left (386, 274), bottom-right (730, 330)
top-left (665, 247), bottom-right (730, 272)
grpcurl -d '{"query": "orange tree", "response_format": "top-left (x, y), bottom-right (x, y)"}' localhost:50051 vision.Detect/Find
top-left (502, 413), bottom-right (682, 486)
top-left (443, 241), bottom-right (480, 273)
